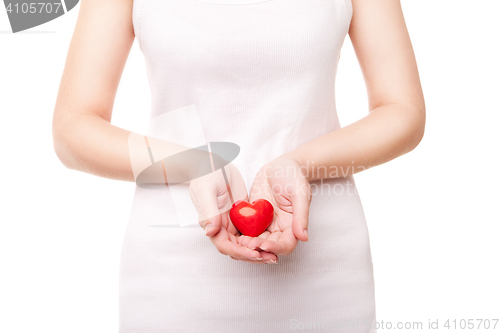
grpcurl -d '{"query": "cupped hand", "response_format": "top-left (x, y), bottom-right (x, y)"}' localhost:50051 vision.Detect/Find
top-left (238, 156), bottom-right (311, 256)
top-left (189, 161), bottom-right (278, 264)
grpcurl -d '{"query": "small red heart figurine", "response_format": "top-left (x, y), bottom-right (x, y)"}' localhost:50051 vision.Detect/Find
top-left (229, 199), bottom-right (274, 237)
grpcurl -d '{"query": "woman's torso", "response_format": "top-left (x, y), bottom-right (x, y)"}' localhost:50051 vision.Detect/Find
top-left (119, 1), bottom-right (377, 332)
top-left (130, 0), bottom-right (354, 226)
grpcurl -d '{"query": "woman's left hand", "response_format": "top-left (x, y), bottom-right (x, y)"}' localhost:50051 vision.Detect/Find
top-left (237, 156), bottom-right (311, 256)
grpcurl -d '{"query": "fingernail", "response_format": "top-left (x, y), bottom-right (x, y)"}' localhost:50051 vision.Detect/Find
top-left (303, 228), bottom-right (309, 241)
top-left (260, 246), bottom-right (267, 251)
top-left (265, 260), bottom-right (278, 264)
top-left (249, 257), bottom-right (263, 260)
top-left (205, 223), bottom-right (213, 235)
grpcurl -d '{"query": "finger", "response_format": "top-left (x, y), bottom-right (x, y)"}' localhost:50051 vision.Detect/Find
top-left (259, 251), bottom-right (279, 263)
top-left (237, 235), bottom-right (254, 247)
top-left (255, 231), bottom-right (281, 251)
top-left (245, 232), bottom-right (272, 250)
top-left (210, 228), bottom-right (262, 260)
top-left (230, 256), bottom-right (272, 264)
top-left (263, 230), bottom-right (282, 244)
top-left (228, 232), bottom-right (238, 243)
top-left (191, 179), bottom-right (224, 236)
top-left (257, 239), bottom-right (285, 255)
top-left (230, 256), bottom-right (261, 263)
top-left (291, 180), bottom-right (311, 242)
top-left (213, 237), bottom-right (263, 260)
top-left (227, 219), bottom-right (240, 235)
top-left (199, 215), bottom-right (222, 237)
top-left (225, 164), bottom-right (249, 205)
top-left (258, 230), bottom-right (272, 239)
top-left (260, 227), bottom-right (298, 256)
top-left (239, 231), bottom-right (271, 248)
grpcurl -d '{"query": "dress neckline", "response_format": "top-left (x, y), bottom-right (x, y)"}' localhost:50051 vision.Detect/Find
top-left (192, 0), bottom-right (273, 6)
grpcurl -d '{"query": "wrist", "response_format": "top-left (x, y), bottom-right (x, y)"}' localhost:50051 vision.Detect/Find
top-left (269, 151), bottom-right (312, 182)
top-left (279, 150), bottom-right (304, 166)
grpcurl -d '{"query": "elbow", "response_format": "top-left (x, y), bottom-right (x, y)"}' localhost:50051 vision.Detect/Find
top-left (404, 103), bottom-right (426, 153)
top-left (52, 115), bottom-right (77, 171)
top-left (53, 140), bottom-right (72, 171)
top-left (52, 128), bottom-right (71, 170)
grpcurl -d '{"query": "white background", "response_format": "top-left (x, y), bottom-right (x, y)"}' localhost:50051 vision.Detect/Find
top-left (1, 1), bottom-right (499, 332)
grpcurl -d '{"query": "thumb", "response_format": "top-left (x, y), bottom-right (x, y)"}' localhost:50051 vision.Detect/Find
top-left (291, 181), bottom-right (311, 242)
top-left (200, 214), bottom-right (223, 237)
top-left (189, 179), bottom-right (223, 237)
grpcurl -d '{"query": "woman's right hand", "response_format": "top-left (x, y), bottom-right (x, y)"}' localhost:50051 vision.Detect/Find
top-left (189, 162), bottom-right (278, 264)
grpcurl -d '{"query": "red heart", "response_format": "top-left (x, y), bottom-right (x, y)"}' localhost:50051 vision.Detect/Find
top-left (229, 199), bottom-right (274, 237)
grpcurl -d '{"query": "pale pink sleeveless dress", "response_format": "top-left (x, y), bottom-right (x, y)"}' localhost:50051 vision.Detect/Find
top-left (119, 0), bottom-right (377, 332)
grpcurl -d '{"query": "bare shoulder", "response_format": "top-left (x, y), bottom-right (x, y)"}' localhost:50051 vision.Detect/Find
top-left (349, 0), bottom-right (409, 51)
top-left (78, 0), bottom-right (135, 36)
top-left (53, 0), bottom-right (136, 127)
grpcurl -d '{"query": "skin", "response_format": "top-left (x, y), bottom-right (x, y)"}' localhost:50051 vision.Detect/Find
top-left (52, 0), bottom-right (425, 265)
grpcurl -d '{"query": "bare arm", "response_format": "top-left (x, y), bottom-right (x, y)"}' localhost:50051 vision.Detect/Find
top-left (52, 0), bottom-right (193, 182)
top-left (52, 0), bottom-right (135, 181)
top-left (54, 0), bottom-right (207, 186)
top-left (283, 0), bottom-right (426, 180)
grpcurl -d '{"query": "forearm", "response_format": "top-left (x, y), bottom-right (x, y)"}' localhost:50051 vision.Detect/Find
top-left (52, 113), bottom-right (193, 182)
top-left (283, 103), bottom-right (425, 181)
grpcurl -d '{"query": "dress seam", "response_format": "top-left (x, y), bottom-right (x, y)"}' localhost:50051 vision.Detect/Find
top-left (342, 0), bottom-right (353, 31)
top-left (132, 0), bottom-right (144, 51)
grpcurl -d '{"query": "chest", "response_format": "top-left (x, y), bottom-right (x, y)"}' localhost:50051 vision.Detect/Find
top-left (136, 0), bottom-right (350, 75)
